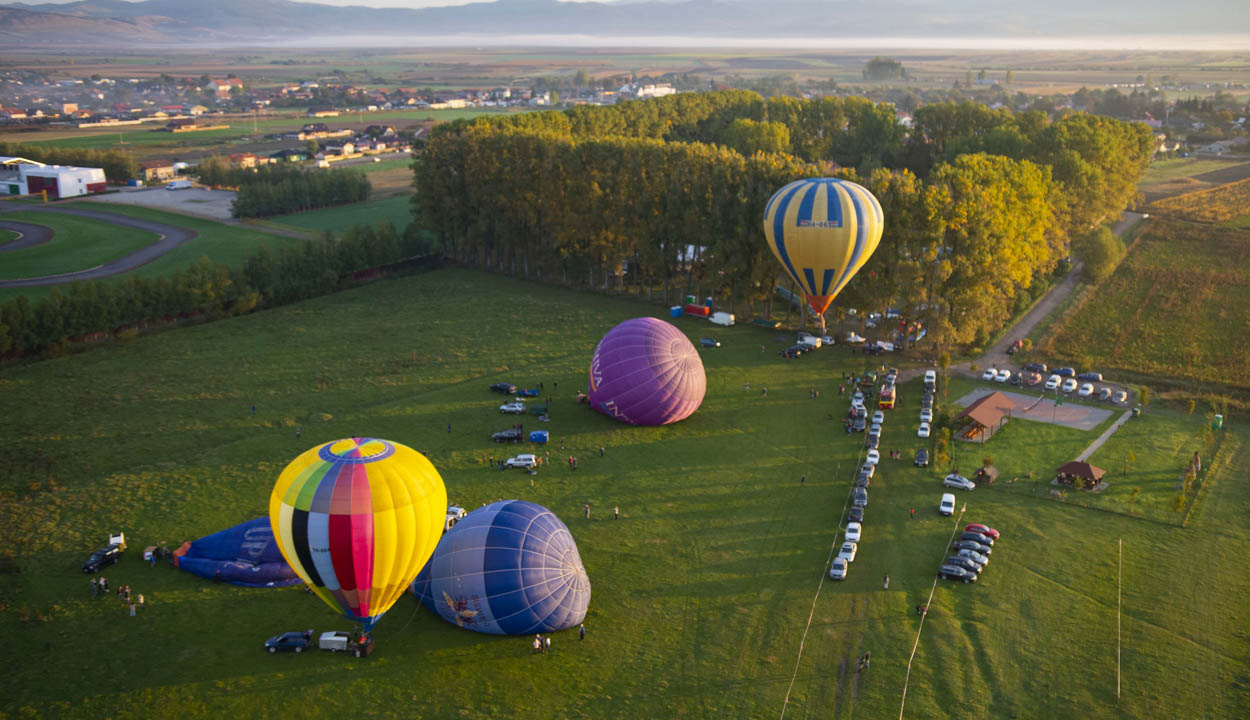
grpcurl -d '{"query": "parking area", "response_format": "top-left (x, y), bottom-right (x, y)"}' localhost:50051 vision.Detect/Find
top-left (84, 186), bottom-right (237, 222)
top-left (955, 387), bottom-right (1116, 431)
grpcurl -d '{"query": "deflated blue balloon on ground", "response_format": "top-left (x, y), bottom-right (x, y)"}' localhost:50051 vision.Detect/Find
top-left (174, 517), bottom-right (300, 588)
top-left (411, 500), bottom-right (590, 635)
top-left (587, 316), bottom-right (706, 426)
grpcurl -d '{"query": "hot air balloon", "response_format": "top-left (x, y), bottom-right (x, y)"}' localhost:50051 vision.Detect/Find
top-left (411, 500), bottom-right (590, 635)
top-left (762, 178), bottom-right (884, 316)
top-left (269, 437), bottom-right (447, 631)
top-left (587, 317), bottom-right (705, 426)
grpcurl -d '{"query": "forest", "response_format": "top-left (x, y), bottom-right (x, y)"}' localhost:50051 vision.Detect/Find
top-left (414, 91), bottom-right (1155, 350)
top-left (195, 159), bottom-right (372, 218)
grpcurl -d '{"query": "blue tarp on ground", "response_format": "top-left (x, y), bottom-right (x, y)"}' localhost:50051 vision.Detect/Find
top-left (175, 517), bottom-right (301, 588)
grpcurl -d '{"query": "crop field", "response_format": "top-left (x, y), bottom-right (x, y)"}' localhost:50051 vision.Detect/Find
top-left (266, 195), bottom-right (414, 237)
top-left (1044, 218), bottom-right (1250, 391)
top-left (1147, 177), bottom-right (1250, 223)
top-left (1, 267), bottom-right (1246, 719)
top-left (0, 210), bottom-right (160, 281)
top-left (1139, 160), bottom-right (1250, 204)
top-left (0, 203), bottom-right (290, 304)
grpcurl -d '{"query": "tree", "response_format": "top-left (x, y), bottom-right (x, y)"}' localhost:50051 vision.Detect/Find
top-left (574, 69), bottom-right (589, 88)
top-left (305, 139), bottom-right (319, 157)
top-left (1139, 386), bottom-right (1151, 406)
top-left (721, 118), bottom-right (790, 155)
top-left (1005, 70), bottom-right (1014, 84)
top-left (1074, 227), bottom-right (1126, 282)
top-left (862, 57), bottom-right (907, 82)
top-left (1187, 398), bottom-right (1196, 415)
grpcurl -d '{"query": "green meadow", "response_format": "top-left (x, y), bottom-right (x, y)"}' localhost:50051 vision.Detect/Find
top-left (0, 211), bottom-right (160, 281)
top-left (1, 268), bottom-right (1246, 719)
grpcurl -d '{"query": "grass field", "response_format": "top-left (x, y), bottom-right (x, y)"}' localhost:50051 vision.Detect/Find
top-left (0, 204), bottom-right (290, 304)
top-left (266, 195), bottom-right (414, 236)
top-left (0, 229), bottom-right (18, 244)
top-left (1148, 177), bottom-right (1250, 223)
top-left (1044, 218), bottom-right (1250, 391)
top-left (1140, 158), bottom-right (1240, 186)
top-left (0, 210), bottom-right (160, 281)
top-left (1, 267), bottom-right (1247, 719)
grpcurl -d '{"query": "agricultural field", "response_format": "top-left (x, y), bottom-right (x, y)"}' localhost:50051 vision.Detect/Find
top-left (266, 195), bottom-right (414, 237)
top-left (0, 210), bottom-right (160, 281)
top-left (1, 267), bottom-right (1247, 719)
top-left (1147, 176), bottom-right (1250, 223)
top-left (0, 203), bottom-right (290, 304)
top-left (1043, 218), bottom-right (1250, 391)
top-left (1139, 160), bottom-right (1250, 204)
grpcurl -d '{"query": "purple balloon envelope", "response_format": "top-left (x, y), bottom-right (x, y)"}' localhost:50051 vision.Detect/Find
top-left (587, 317), bottom-right (706, 426)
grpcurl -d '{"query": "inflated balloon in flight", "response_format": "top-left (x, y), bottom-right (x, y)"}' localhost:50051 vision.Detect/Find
top-left (762, 178), bottom-right (884, 314)
top-left (269, 437), bottom-right (447, 630)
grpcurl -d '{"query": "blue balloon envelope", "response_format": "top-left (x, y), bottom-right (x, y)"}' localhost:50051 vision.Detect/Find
top-left (411, 500), bottom-right (590, 635)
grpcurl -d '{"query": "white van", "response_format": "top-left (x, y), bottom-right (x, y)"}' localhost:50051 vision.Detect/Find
top-left (709, 312), bottom-right (735, 326)
top-left (165, 179), bottom-right (191, 190)
top-left (939, 493), bottom-right (956, 516)
top-left (924, 369), bottom-right (937, 386)
top-left (797, 333), bottom-right (821, 349)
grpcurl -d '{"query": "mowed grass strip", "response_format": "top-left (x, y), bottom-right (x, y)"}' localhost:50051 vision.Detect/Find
top-left (1044, 218), bottom-right (1250, 389)
top-left (0, 210), bottom-right (160, 280)
top-left (266, 195), bottom-right (414, 236)
top-left (0, 267), bottom-right (1247, 719)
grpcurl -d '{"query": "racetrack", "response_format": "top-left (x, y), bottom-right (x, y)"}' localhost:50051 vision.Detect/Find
top-left (0, 204), bottom-right (197, 288)
top-left (0, 220), bottom-right (53, 252)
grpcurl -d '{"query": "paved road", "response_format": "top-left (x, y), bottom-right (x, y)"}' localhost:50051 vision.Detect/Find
top-left (0, 203), bottom-right (198, 288)
top-left (0, 220), bottom-right (53, 252)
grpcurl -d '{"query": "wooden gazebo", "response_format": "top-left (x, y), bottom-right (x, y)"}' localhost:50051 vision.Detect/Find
top-left (957, 391), bottom-right (1016, 442)
top-left (1056, 461), bottom-right (1107, 490)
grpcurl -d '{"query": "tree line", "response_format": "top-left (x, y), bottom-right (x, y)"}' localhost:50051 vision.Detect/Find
top-left (414, 90), bottom-right (1151, 352)
top-left (0, 222), bottom-right (433, 358)
top-left (0, 142), bottom-right (138, 183)
top-left (195, 159), bottom-right (372, 218)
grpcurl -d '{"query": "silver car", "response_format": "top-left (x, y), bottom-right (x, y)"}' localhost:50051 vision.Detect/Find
top-left (944, 474), bottom-right (976, 491)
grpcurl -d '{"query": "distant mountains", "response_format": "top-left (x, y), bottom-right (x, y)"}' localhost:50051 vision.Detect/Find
top-left (1, 0), bottom-right (1247, 46)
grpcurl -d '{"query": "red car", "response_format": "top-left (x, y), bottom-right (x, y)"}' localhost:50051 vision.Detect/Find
top-left (965, 523), bottom-right (1000, 540)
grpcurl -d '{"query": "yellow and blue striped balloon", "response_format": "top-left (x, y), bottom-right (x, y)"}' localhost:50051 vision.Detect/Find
top-left (762, 178), bottom-right (884, 314)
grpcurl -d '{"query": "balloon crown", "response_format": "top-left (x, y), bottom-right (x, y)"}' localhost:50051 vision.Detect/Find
top-left (318, 437), bottom-right (395, 463)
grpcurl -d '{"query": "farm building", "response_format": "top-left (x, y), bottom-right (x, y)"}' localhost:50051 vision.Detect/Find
top-left (0, 156), bottom-right (107, 199)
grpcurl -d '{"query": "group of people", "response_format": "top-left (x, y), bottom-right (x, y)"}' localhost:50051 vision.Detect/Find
top-left (89, 576), bottom-right (144, 616)
top-left (532, 624), bottom-right (586, 654)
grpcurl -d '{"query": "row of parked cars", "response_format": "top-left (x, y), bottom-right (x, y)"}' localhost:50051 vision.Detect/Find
top-left (984, 365), bottom-right (1128, 403)
top-left (938, 523), bottom-right (1000, 584)
top-left (780, 331), bottom-right (836, 358)
top-left (917, 369), bottom-right (937, 438)
top-left (831, 387), bottom-right (893, 581)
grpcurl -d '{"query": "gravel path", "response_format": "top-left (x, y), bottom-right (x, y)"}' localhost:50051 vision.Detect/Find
top-left (1075, 410), bottom-right (1134, 462)
top-left (0, 204), bottom-right (197, 288)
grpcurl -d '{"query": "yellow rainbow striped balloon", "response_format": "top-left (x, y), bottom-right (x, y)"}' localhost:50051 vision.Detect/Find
top-left (762, 178), bottom-right (884, 314)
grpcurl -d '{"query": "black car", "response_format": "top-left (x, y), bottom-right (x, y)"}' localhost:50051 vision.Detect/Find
top-left (1008, 374), bottom-right (1022, 386)
top-left (1005, 344), bottom-right (1017, 355)
top-left (490, 382), bottom-right (518, 394)
top-left (959, 531), bottom-right (995, 547)
top-left (1053, 367), bottom-right (1076, 378)
top-left (82, 544), bottom-right (123, 573)
top-left (1022, 362), bottom-right (1047, 374)
top-left (780, 345), bottom-right (807, 359)
top-left (852, 416), bottom-right (867, 432)
top-left (857, 470), bottom-right (871, 488)
top-left (914, 448), bottom-right (929, 467)
top-left (699, 338), bottom-right (721, 348)
top-left (945, 556), bottom-right (983, 574)
top-left (952, 539), bottom-right (992, 556)
top-left (852, 487), bottom-right (868, 507)
top-left (865, 434), bottom-right (880, 450)
top-left (1077, 371), bottom-right (1103, 382)
top-left (491, 429), bottom-right (523, 443)
top-left (939, 564), bottom-right (978, 583)
top-left (264, 631), bottom-right (312, 654)
top-left (848, 505), bottom-right (864, 523)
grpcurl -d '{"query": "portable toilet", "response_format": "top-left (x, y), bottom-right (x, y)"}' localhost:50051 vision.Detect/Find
top-left (685, 295), bottom-right (696, 305)
top-left (1214, 414), bottom-right (1223, 430)
top-left (705, 296), bottom-right (713, 308)
top-left (670, 306), bottom-right (683, 318)
top-left (529, 430), bottom-right (549, 444)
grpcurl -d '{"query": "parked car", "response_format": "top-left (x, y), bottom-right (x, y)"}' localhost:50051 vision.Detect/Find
top-left (845, 522), bottom-right (862, 543)
top-left (82, 544), bottom-right (123, 573)
top-left (852, 416), bottom-right (867, 432)
top-left (699, 338), bottom-right (721, 348)
top-left (1023, 362), bottom-right (1048, 374)
top-left (499, 401), bottom-right (527, 414)
top-left (981, 368), bottom-right (997, 381)
top-left (955, 548), bottom-right (990, 567)
top-left (837, 542), bottom-right (858, 563)
top-left (857, 470), bottom-right (872, 488)
top-left (492, 428), bottom-right (524, 443)
top-left (1061, 378), bottom-right (1078, 393)
top-left (995, 369), bottom-right (1011, 383)
top-left (780, 345), bottom-right (807, 358)
top-left (1054, 367), bottom-right (1076, 378)
top-left (865, 434), bottom-right (880, 450)
top-left (853, 487), bottom-right (868, 507)
top-left (865, 449), bottom-right (880, 465)
top-left (490, 382), bottom-right (518, 394)
top-left (264, 631), bottom-right (311, 653)
top-left (914, 448), bottom-right (929, 467)
top-left (944, 473), bottom-right (976, 491)
top-left (829, 556), bottom-right (849, 580)
top-left (939, 564), bottom-right (978, 583)
top-left (952, 539), bottom-right (992, 556)
top-left (444, 505), bottom-right (467, 533)
top-left (869, 423), bottom-right (882, 436)
top-left (945, 555), bottom-right (983, 574)
top-left (1077, 371), bottom-right (1103, 382)
top-left (964, 523), bottom-right (1000, 540)
top-left (871, 410), bottom-right (885, 425)
top-left (924, 370), bottom-right (937, 386)
top-left (1023, 372), bottom-right (1043, 386)
top-left (1045, 374), bottom-right (1061, 390)
top-left (848, 505), bottom-right (864, 523)
top-left (1114, 390), bottom-right (1128, 404)
top-left (939, 493), bottom-right (956, 516)
top-left (1098, 387), bottom-right (1113, 401)
top-left (503, 454), bottom-right (538, 469)
top-left (852, 391), bottom-right (865, 404)
top-left (918, 422), bottom-right (931, 438)
top-left (1078, 382), bottom-right (1094, 397)
top-left (861, 462), bottom-right (875, 479)
top-left (959, 531), bottom-right (995, 547)
top-left (919, 409), bottom-right (933, 423)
